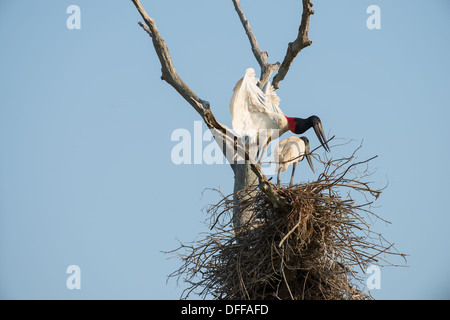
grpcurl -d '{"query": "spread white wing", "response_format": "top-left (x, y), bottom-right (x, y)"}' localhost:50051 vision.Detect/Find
top-left (229, 68), bottom-right (284, 138)
top-left (262, 81), bottom-right (283, 115)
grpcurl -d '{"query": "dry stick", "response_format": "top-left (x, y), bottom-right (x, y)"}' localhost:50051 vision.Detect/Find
top-left (131, 0), bottom-right (288, 211)
top-left (278, 210), bottom-right (302, 248)
top-left (280, 249), bottom-right (294, 300)
top-left (283, 135), bottom-right (336, 166)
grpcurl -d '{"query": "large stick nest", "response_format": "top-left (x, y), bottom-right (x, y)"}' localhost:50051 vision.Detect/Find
top-left (168, 147), bottom-right (406, 300)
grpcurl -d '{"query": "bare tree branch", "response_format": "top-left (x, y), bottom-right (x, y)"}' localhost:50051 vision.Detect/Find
top-left (232, 0), bottom-right (280, 88)
top-left (132, 1), bottom-right (205, 115)
top-left (130, 0), bottom-right (288, 212)
top-left (272, 0), bottom-right (314, 89)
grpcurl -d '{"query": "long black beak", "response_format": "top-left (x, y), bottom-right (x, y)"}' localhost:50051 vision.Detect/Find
top-left (313, 119), bottom-right (330, 152)
top-left (304, 139), bottom-right (315, 173)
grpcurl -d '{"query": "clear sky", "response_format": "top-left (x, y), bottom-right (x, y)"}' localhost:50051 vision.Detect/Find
top-left (1, 0), bottom-right (449, 299)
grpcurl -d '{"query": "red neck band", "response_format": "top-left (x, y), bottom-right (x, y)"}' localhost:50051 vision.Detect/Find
top-left (285, 116), bottom-right (297, 133)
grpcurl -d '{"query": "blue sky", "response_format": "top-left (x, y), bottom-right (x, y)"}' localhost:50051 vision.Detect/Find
top-left (1, 0), bottom-right (449, 299)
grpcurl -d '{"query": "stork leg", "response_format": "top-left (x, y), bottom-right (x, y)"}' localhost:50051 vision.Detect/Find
top-left (277, 168), bottom-right (281, 186)
top-left (289, 162), bottom-right (297, 187)
top-left (257, 136), bottom-right (272, 164)
top-left (258, 143), bottom-right (268, 163)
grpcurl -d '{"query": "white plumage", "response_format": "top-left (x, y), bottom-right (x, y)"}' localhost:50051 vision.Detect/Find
top-left (229, 68), bottom-right (330, 163)
top-left (229, 68), bottom-right (289, 160)
top-left (274, 136), bottom-right (315, 186)
top-left (230, 68), bottom-right (288, 137)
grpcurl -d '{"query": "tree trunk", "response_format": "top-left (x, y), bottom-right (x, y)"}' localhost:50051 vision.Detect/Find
top-left (232, 160), bottom-right (258, 229)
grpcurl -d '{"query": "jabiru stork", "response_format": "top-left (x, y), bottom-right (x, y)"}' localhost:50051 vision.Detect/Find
top-left (229, 68), bottom-right (330, 162)
top-left (274, 136), bottom-right (315, 187)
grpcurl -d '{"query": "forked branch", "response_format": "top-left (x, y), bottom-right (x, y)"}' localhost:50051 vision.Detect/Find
top-left (232, 0), bottom-right (280, 87)
top-left (272, 0), bottom-right (314, 89)
top-left (232, 0), bottom-right (314, 90)
top-left (131, 0), bottom-right (288, 211)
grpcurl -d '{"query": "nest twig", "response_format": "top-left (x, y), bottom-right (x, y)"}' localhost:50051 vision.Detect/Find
top-left (167, 146), bottom-right (406, 300)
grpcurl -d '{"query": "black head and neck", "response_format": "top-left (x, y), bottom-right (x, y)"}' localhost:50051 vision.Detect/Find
top-left (286, 116), bottom-right (314, 134)
top-left (285, 115), bottom-right (330, 152)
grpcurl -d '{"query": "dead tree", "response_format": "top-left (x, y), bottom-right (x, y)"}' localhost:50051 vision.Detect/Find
top-left (130, 0), bottom-right (314, 227)
top-left (130, 1), bottom-right (405, 300)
